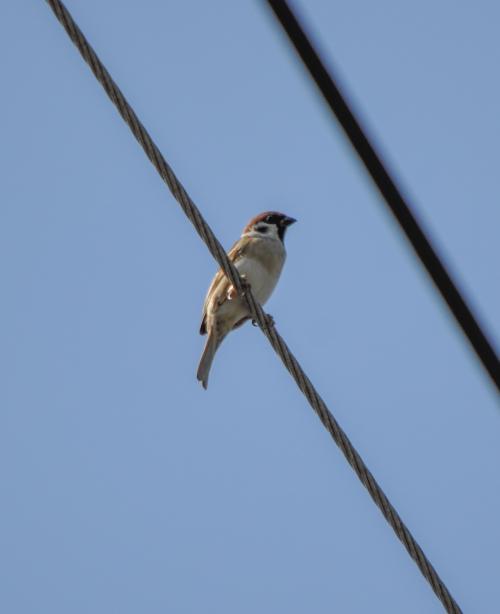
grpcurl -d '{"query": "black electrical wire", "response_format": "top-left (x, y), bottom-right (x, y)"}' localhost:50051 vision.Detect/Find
top-left (265, 0), bottom-right (500, 394)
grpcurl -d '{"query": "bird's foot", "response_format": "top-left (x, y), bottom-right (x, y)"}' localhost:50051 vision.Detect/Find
top-left (265, 313), bottom-right (275, 328)
top-left (239, 275), bottom-right (251, 296)
top-left (252, 313), bottom-right (275, 328)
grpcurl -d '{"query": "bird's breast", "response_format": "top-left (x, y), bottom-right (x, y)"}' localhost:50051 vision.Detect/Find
top-left (236, 238), bottom-right (286, 305)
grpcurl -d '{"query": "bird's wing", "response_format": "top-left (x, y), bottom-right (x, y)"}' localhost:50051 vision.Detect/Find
top-left (199, 237), bottom-right (251, 335)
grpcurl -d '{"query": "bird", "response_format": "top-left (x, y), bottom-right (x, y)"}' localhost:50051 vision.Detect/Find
top-left (197, 211), bottom-right (296, 389)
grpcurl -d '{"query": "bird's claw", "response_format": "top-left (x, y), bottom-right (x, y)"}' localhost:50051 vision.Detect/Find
top-left (239, 276), bottom-right (251, 297)
top-left (265, 313), bottom-right (275, 328)
top-left (252, 313), bottom-right (275, 328)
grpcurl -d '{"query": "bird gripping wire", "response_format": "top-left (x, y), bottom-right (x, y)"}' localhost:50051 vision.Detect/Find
top-left (45, 1), bottom-right (463, 612)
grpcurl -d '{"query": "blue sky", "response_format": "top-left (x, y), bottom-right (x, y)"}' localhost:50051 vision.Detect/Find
top-left (1, 1), bottom-right (499, 613)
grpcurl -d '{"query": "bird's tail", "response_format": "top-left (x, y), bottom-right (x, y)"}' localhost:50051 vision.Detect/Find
top-left (197, 332), bottom-right (222, 389)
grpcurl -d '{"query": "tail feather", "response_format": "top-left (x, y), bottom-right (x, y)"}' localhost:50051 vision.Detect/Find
top-left (196, 333), bottom-right (222, 389)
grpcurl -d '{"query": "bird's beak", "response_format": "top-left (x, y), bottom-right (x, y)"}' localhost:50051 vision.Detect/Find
top-left (282, 216), bottom-right (297, 227)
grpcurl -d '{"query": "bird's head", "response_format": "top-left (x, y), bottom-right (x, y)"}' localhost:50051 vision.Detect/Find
top-left (243, 211), bottom-right (297, 242)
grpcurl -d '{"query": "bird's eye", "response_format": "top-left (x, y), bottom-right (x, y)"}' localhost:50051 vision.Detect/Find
top-left (265, 215), bottom-right (273, 223)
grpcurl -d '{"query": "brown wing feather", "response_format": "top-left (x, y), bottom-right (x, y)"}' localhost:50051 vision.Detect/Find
top-left (199, 238), bottom-right (250, 335)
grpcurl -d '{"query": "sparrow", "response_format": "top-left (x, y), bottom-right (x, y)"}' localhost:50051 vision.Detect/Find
top-left (197, 211), bottom-right (296, 389)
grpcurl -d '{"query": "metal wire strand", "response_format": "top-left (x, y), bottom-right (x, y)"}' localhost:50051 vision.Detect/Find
top-left (45, 1), bottom-right (462, 612)
top-left (265, 0), bottom-right (500, 393)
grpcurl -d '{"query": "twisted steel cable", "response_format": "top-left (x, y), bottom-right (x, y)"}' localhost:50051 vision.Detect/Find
top-left (45, 1), bottom-right (462, 612)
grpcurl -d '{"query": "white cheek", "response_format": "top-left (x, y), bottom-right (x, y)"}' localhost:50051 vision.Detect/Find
top-left (247, 224), bottom-right (280, 240)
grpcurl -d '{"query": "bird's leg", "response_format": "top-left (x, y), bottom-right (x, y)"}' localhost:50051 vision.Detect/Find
top-left (239, 274), bottom-right (251, 296)
top-left (265, 313), bottom-right (275, 327)
top-left (228, 275), bottom-right (249, 302)
top-left (238, 276), bottom-right (274, 329)
top-left (252, 313), bottom-right (275, 328)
